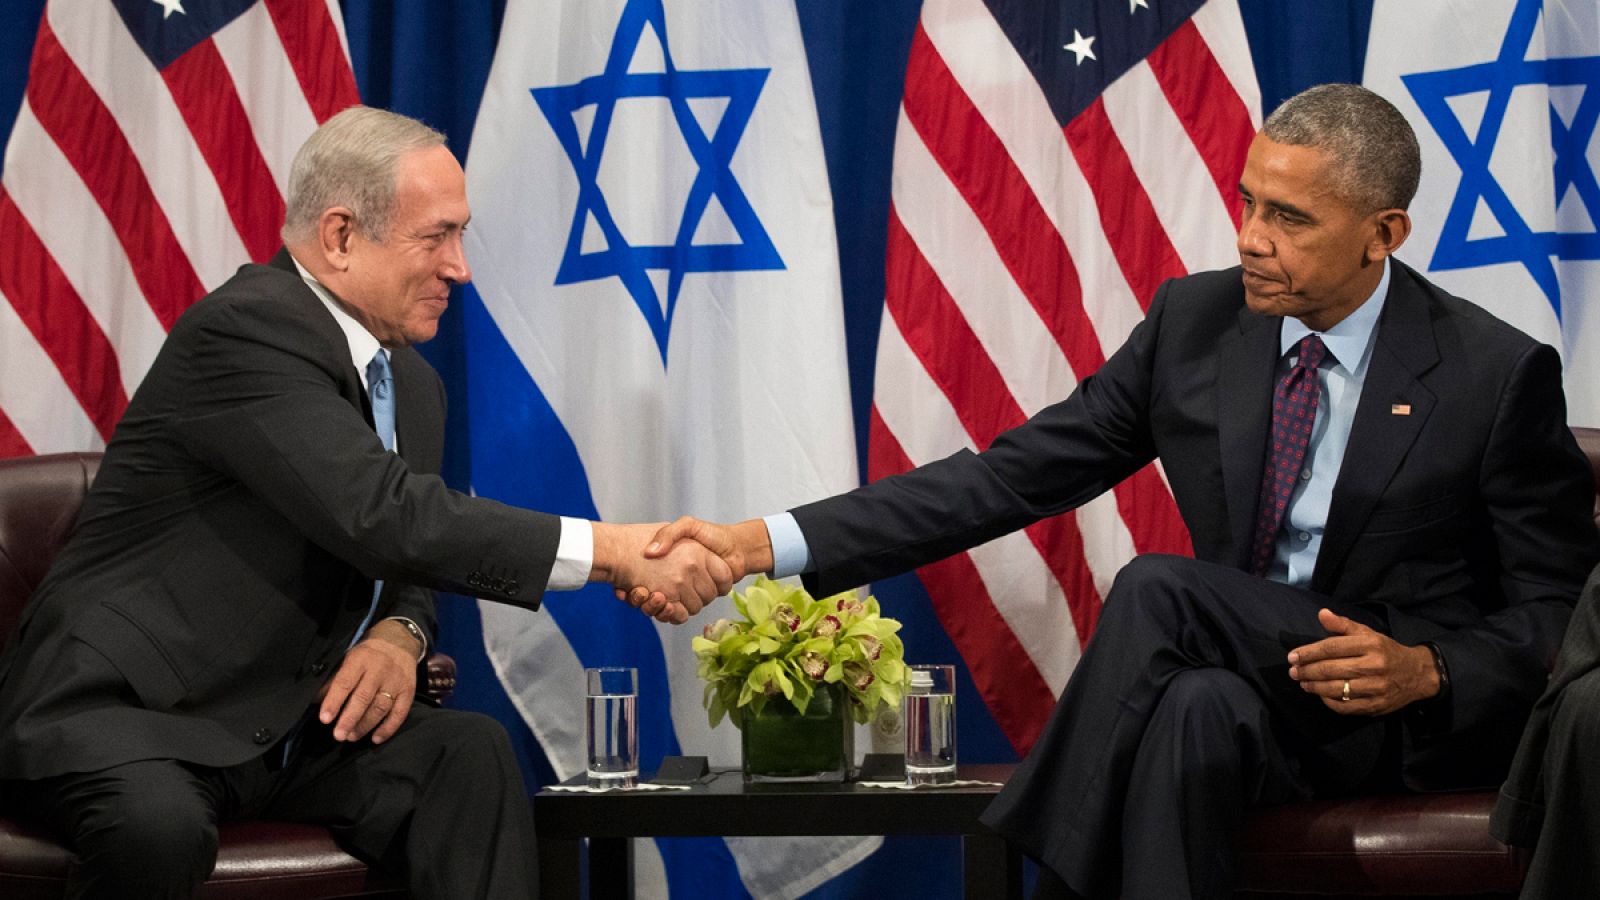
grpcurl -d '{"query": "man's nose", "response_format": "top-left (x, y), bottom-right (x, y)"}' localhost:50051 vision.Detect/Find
top-left (1236, 215), bottom-right (1270, 257)
top-left (441, 236), bottom-right (471, 284)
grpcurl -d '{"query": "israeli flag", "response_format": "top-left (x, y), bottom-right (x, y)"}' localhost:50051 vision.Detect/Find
top-left (462, 0), bottom-right (863, 895)
top-left (1365, 0), bottom-right (1600, 424)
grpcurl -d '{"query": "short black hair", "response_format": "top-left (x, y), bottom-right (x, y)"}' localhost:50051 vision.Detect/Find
top-left (1262, 84), bottom-right (1421, 212)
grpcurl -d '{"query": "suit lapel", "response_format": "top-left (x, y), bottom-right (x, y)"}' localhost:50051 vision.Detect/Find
top-left (1312, 264), bottom-right (1440, 593)
top-left (1216, 304), bottom-right (1283, 569)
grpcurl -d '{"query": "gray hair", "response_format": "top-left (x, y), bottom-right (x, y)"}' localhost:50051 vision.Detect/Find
top-left (1262, 84), bottom-right (1421, 213)
top-left (281, 106), bottom-right (447, 243)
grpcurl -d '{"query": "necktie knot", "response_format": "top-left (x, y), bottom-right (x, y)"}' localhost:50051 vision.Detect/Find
top-left (1293, 334), bottom-right (1327, 372)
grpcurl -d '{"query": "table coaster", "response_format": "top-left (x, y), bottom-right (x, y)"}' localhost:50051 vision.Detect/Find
top-left (547, 782), bottom-right (693, 793)
top-left (854, 779), bottom-right (1005, 790)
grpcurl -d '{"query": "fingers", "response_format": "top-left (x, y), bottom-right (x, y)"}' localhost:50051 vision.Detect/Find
top-left (1302, 675), bottom-right (1376, 714)
top-left (614, 539), bottom-right (732, 622)
top-left (319, 643), bottom-right (415, 743)
top-left (645, 516), bottom-right (705, 559)
top-left (1316, 607), bottom-right (1369, 636)
top-left (1287, 609), bottom-right (1375, 666)
top-left (335, 678), bottom-right (413, 743)
top-left (707, 552), bottom-right (734, 596)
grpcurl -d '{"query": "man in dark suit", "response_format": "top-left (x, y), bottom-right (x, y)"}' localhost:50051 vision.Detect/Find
top-left (0, 106), bottom-right (727, 899)
top-left (641, 84), bottom-right (1600, 898)
top-left (1492, 565), bottom-right (1600, 898)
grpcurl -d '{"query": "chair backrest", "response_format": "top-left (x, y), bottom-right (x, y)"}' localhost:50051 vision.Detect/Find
top-left (0, 452), bottom-right (100, 633)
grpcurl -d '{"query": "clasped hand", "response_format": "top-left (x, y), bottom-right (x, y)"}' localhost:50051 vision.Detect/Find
top-left (1287, 608), bottom-right (1441, 715)
top-left (594, 521), bottom-right (751, 624)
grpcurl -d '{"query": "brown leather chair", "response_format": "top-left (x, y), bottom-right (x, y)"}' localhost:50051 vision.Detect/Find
top-left (0, 452), bottom-right (458, 898)
top-left (1232, 426), bottom-right (1600, 898)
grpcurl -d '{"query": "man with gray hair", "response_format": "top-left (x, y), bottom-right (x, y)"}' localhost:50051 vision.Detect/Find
top-left (642, 83), bottom-right (1600, 898)
top-left (0, 105), bottom-right (728, 898)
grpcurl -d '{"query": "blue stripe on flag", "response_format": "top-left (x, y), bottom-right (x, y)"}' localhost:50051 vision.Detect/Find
top-left (460, 283), bottom-right (751, 898)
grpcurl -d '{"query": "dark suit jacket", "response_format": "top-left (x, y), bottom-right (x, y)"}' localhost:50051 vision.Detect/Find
top-left (1492, 562), bottom-right (1600, 846)
top-left (0, 250), bottom-right (560, 779)
top-left (792, 260), bottom-right (1600, 790)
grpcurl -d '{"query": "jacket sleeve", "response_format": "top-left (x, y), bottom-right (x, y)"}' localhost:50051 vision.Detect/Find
top-left (1412, 342), bottom-right (1600, 771)
top-left (791, 279), bottom-right (1172, 596)
top-left (164, 292), bottom-right (562, 611)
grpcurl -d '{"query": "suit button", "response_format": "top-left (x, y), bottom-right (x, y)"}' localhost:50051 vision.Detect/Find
top-left (505, 579), bottom-right (520, 595)
top-left (490, 577), bottom-right (506, 592)
top-left (253, 728), bottom-right (275, 746)
top-left (309, 661), bottom-right (327, 676)
top-left (467, 572), bottom-right (483, 588)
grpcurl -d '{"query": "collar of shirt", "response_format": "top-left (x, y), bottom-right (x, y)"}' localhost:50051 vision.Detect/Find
top-left (1278, 257), bottom-right (1391, 376)
top-left (289, 253), bottom-right (386, 392)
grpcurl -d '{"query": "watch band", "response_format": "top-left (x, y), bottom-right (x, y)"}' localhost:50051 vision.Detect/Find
top-left (385, 616), bottom-right (429, 664)
top-left (1424, 641), bottom-right (1451, 700)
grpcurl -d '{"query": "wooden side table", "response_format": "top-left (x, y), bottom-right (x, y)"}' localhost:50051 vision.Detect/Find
top-left (533, 764), bottom-right (1023, 898)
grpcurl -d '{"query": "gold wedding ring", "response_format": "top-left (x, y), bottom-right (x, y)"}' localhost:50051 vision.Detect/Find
top-left (1340, 680), bottom-right (1351, 702)
top-left (378, 691), bottom-right (395, 702)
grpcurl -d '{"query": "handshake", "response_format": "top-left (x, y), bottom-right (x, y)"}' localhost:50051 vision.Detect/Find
top-left (589, 517), bottom-right (773, 625)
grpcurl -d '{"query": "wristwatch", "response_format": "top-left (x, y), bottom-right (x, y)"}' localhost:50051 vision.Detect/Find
top-left (1423, 641), bottom-right (1451, 700)
top-left (386, 616), bottom-right (429, 664)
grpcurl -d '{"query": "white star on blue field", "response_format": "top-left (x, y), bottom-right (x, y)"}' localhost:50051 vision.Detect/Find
top-left (1403, 0), bottom-right (1600, 318)
top-left (532, 0), bottom-right (783, 363)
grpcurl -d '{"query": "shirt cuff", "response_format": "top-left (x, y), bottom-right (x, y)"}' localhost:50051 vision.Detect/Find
top-left (546, 516), bottom-right (594, 591)
top-left (764, 512), bottom-right (813, 578)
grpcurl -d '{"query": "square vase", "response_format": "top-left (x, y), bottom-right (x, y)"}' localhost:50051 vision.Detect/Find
top-left (740, 682), bottom-right (850, 783)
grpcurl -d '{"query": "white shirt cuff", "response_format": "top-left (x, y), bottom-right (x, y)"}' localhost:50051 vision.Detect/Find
top-left (546, 516), bottom-right (594, 591)
top-left (763, 512), bottom-right (813, 578)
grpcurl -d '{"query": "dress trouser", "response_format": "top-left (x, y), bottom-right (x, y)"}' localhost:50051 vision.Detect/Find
top-left (981, 554), bottom-right (1391, 900)
top-left (8, 703), bottom-right (537, 900)
top-left (1512, 668), bottom-right (1600, 899)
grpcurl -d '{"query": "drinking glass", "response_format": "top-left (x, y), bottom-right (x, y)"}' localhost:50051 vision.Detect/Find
top-left (585, 666), bottom-right (638, 789)
top-left (903, 664), bottom-right (957, 786)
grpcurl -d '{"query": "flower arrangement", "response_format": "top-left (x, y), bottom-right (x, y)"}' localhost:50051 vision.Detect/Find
top-left (692, 576), bottom-right (909, 728)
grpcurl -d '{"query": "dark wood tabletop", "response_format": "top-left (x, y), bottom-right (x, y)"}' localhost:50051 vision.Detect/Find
top-left (533, 763), bottom-right (1023, 898)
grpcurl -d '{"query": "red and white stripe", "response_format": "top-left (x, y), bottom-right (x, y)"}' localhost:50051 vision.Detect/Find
top-left (0, 0), bottom-right (358, 458)
top-left (874, 0), bottom-right (1260, 754)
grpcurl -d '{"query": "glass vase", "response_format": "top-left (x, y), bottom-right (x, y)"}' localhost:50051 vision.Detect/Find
top-left (741, 682), bottom-right (849, 783)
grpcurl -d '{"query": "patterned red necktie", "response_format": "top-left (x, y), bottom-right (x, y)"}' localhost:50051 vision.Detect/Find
top-left (1249, 334), bottom-right (1327, 577)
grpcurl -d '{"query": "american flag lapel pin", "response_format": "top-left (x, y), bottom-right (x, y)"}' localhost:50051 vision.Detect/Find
top-left (1391, 403), bottom-right (1412, 416)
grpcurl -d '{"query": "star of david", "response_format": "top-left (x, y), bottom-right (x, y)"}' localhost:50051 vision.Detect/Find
top-left (1402, 0), bottom-right (1600, 318)
top-left (532, 0), bottom-right (783, 363)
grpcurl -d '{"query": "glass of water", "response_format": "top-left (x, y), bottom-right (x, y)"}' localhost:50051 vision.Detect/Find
top-left (904, 664), bottom-right (957, 786)
top-left (585, 666), bottom-right (638, 789)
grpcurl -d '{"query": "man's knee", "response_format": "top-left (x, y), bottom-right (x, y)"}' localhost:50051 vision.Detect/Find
top-left (1099, 554), bottom-right (1207, 633)
top-left (69, 776), bottom-right (217, 892)
top-left (1155, 669), bottom-right (1261, 730)
top-left (426, 711), bottom-right (523, 789)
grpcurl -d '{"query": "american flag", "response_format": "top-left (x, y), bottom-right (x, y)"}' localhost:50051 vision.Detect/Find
top-left (0, 0), bottom-right (358, 458)
top-left (873, 0), bottom-right (1260, 754)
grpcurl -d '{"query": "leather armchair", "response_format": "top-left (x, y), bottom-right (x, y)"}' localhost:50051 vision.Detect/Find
top-left (0, 452), bottom-right (457, 898)
top-left (1232, 426), bottom-right (1600, 898)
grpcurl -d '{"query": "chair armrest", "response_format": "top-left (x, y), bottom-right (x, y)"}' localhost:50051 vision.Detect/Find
top-left (418, 652), bottom-right (457, 706)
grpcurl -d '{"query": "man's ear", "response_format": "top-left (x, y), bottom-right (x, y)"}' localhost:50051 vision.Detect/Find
top-left (316, 208), bottom-right (356, 271)
top-left (1367, 208), bottom-right (1412, 262)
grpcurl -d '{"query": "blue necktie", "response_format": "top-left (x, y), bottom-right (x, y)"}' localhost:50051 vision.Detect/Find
top-left (353, 350), bottom-right (396, 642)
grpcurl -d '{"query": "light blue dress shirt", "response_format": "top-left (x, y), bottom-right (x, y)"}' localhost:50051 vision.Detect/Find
top-left (1267, 259), bottom-right (1390, 586)
top-left (767, 260), bottom-right (1393, 585)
